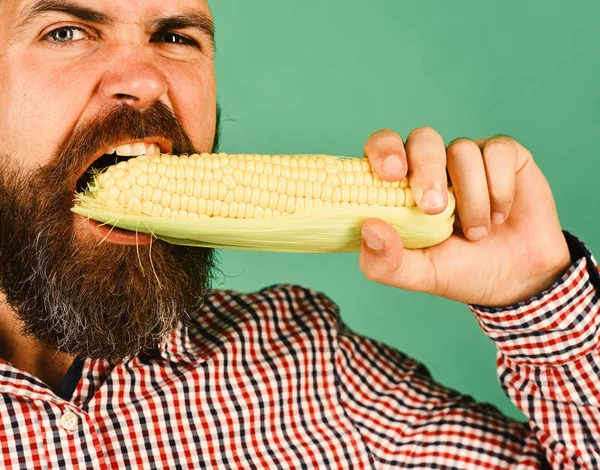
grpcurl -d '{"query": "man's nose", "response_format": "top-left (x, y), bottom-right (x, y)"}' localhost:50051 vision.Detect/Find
top-left (99, 62), bottom-right (168, 110)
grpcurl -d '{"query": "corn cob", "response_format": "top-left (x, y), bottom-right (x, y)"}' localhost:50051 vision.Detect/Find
top-left (72, 153), bottom-right (455, 252)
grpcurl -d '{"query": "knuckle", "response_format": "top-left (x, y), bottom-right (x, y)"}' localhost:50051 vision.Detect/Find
top-left (408, 126), bottom-right (439, 140)
top-left (492, 134), bottom-right (515, 142)
top-left (483, 136), bottom-right (517, 158)
top-left (366, 129), bottom-right (404, 154)
top-left (447, 138), bottom-right (478, 157)
top-left (521, 145), bottom-right (534, 163)
top-left (370, 128), bottom-right (399, 141)
top-left (368, 128), bottom-right (385, 139)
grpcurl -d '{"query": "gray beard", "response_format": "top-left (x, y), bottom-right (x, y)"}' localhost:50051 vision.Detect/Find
top-left (0, 103), bottom-right (219, 362)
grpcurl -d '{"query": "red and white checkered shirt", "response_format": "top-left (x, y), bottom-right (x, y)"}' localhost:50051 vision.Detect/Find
top-left (0, 232), bottom-right (598, 469)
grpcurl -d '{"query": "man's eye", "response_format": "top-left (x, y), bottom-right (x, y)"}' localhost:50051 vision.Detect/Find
top-left (153, 32), bottom-right (198, 47)
top-left (44, 26), bottom-right (88, 44)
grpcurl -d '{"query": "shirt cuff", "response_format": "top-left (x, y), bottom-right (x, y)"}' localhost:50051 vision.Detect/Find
top-left (468, 231), bottom-right (600, 366)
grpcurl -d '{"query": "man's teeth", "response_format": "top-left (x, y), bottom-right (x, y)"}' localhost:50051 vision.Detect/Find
top-left (106, 142), bottom-right (161, 157)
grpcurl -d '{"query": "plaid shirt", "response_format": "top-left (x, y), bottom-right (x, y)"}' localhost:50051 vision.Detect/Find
top-left (0, 231), bottom-right (597, 469)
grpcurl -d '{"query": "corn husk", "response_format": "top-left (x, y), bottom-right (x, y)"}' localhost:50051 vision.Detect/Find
top-left (72, 197), bottom-right (454, 252)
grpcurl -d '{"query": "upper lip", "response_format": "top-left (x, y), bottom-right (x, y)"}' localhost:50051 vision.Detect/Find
top-left (73, 138), bottom-right (174, 193)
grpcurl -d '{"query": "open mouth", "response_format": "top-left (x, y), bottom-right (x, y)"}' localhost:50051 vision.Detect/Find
top-left (73, 141), bottom-right (172, 245)
top-left (75, 141), bottom-right (166, 193)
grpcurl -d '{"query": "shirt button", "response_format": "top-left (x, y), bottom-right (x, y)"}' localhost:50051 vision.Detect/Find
top-left (59, 411), bottom-right (79, 432)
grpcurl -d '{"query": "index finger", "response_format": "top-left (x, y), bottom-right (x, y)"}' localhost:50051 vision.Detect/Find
top-left (364, 129), bottom-right (408, 182)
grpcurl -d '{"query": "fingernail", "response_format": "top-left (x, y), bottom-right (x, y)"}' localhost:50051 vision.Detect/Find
top-left (491, 212), bottom-right (504, 225)
top-left (381, 155), bottom-right (403, 176)
top-left (421, 190), bottom-right (445, 209)
top-left (466, 226), bottom-right (488, 240)
top-left (362, 227), bottom-right (385, 251)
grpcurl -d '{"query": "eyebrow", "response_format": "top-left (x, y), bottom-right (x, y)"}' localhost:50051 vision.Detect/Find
top-left (150, 14), bottom-right (215, 47)
top-left (19, 0), bottom-right (115, 27)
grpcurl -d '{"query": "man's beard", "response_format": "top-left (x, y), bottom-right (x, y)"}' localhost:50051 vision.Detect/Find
top-left (0, 102), bottom-right (220, 363)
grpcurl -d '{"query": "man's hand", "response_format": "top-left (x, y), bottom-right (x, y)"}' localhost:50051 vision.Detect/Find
top-left (359, 128), bottom-right (572, 307)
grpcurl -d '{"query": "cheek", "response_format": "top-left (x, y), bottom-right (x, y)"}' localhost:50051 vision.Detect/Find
top-left (0, 55), bottom-right (93, 170)
top-left (166, 66), bottom-right (217, 153)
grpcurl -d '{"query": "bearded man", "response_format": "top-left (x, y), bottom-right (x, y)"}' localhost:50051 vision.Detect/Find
top-left (0, 1), bottom-right (597, 469)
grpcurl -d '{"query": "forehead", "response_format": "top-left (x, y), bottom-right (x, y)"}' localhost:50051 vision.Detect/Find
top-left (4, 0), bottom-right (212, 25)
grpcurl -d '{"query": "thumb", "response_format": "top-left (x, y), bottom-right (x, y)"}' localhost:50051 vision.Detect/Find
top-left (359, 218), bottom-right (437, 293)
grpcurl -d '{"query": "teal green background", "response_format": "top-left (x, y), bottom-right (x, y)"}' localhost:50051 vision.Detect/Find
top-left (209, 0), bottom-right (600, 421)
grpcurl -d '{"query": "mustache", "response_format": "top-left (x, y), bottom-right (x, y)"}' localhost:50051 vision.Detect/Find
top-left (44, 101), bottom-right (199, 192)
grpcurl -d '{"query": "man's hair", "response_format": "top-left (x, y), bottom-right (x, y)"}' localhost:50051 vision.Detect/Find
top-left (213, 102), bottom-right (222, 152)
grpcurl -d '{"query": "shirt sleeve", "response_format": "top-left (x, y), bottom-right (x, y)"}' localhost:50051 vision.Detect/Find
top-left (468, 231), bottom-right (600, 470)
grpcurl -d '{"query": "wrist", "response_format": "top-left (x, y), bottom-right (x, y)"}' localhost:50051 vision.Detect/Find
top-left (477, 234), bottom-right (573, 309)
top-left (517, 244), bottom-right (572, 304)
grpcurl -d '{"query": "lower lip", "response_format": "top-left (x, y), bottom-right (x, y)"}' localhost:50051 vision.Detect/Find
top-left (77, 215), bottom-right (155, 245)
